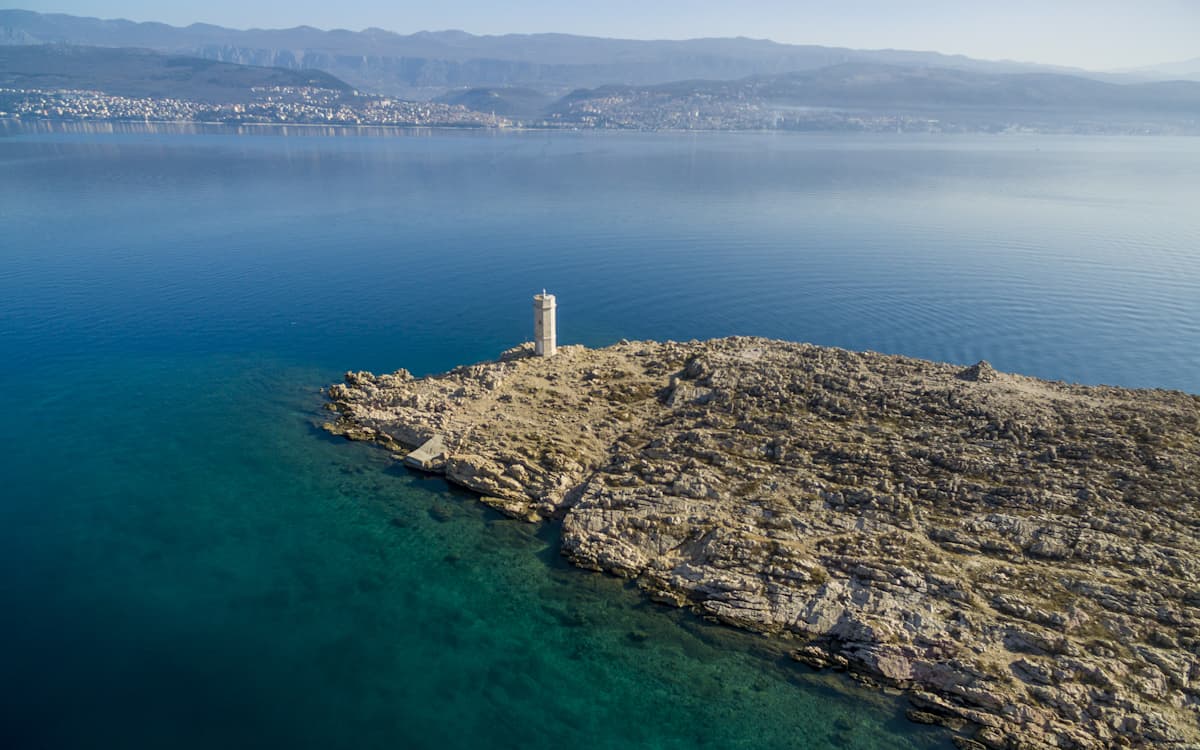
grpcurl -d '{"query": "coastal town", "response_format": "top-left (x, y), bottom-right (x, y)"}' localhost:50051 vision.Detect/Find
top-left (543, 90), bottom-right (946, 132)
top-left (4, 84), bottom-right (1176, 134)
top-left (0, 86), bottom-right (511, 128)
top-left (0, 84), bottom-right (1023, 133)
top-left (0, 84), bottom-right (930, 131)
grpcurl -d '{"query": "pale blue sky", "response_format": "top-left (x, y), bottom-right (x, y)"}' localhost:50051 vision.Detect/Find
top-left (19, 0), bottom-right (1200, 70)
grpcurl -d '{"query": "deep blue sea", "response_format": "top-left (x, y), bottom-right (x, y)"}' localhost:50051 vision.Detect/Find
top-left (2, 123), bottom-right (1198, 749)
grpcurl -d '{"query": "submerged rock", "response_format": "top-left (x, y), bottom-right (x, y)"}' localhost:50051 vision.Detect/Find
top-left (325, 336), bottom-right (1200, 748)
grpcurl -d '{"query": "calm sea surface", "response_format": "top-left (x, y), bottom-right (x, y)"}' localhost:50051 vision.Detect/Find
top-left (2, 124), bottom-right (1198, 749)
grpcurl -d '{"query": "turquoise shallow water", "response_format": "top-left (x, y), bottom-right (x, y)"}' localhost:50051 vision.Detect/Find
top-left (2, 125), bottom-right (1199, 748)
top-left (1, 354), bottom-right (943, 749)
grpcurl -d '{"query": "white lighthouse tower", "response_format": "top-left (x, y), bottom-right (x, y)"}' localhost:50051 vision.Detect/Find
top-left (533, 290), bottom-right (557, 357)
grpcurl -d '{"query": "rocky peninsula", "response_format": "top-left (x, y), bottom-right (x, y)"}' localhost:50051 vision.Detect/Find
top-left (324, 337), bottom-right (1200, 748)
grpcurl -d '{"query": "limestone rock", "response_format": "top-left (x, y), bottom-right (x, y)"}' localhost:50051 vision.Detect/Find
top-left (324, 336), bottom-right (1200, 749)
top-left (957, 360), bottom-right (999, 382)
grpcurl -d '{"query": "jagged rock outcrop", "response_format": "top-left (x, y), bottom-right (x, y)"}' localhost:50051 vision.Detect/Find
top-left (324, 337), bottom-right (1200, 748)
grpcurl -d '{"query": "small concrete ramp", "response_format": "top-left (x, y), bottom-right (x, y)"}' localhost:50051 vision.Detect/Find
top-left (404, 434), bottom-right (446, 471)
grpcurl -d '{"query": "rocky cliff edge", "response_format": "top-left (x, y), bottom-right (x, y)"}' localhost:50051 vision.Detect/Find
top-left (324, 337), bottom-right (1200, 749)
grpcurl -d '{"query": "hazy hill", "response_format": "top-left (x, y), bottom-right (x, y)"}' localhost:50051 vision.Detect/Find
top-left (0, 9), bottom-right (1104, 97)
top-left (1120, 58), bottom-right (1200, 83)
top-left (745, 64), bottom-right (1200, 113)
top-left (0, 45), bottom-right (352, 102)
top-left (553, 63), bottom-right (1200, 118)
top-left (434, 86), bottom-right (553, 117)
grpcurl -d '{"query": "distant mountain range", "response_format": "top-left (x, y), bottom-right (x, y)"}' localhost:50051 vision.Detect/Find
top-left (4, 45), bottom-right (1199, 134)
top-left (0, 8), bottom-right (1141, 98)
top-left (2, 10), bottom-right (1197, 134)
top-left (0, 44), bottom-right (350, 102)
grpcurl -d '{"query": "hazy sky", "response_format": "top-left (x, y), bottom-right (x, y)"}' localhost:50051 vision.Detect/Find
top-left (21, 0), bottom-right (1200, 70)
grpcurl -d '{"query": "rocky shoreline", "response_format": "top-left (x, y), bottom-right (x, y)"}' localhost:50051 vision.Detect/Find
top-left (324, 337), bottom-right (1200, 748)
